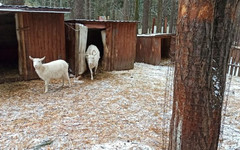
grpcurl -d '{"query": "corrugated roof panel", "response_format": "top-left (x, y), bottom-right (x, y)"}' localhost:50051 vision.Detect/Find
top-left (66, 19), bottom-right (139, 23)
top-left (0, 5), bottom-right (70, 13)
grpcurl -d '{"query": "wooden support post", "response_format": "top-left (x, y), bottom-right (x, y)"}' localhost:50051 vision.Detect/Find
top-left (152, 18), bottom-right (155, 34)
top-left (163, 17), bottom-right (167, 33)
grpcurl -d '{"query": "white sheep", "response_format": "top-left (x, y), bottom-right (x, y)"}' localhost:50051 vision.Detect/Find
top-left (29, 56), bottom-right (71, 93)
top-left (85, 45), bottom-right (100, 80)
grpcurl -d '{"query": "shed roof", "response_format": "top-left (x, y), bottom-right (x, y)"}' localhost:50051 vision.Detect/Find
top-left (65, 19), bottom-right (138, 29)
top-left (66, 19), bottom-right (139, 23)
top-left (137, 33), bottom-right (175, 38)
top-left (0, 5), bottom-right (70, 13)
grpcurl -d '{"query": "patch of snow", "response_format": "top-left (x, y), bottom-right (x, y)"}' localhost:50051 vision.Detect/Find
top-left (0, 62), bottom-right (239, 149)
top-left (91, 140), bottom-right (153, 150)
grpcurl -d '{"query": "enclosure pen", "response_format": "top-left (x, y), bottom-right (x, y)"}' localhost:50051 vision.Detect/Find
top-left (218, 70), bottom-right (233, 149)
top-left (228, 46), bottom-right (240, 76)
top-left (162, 59), bottom-right (175, 149)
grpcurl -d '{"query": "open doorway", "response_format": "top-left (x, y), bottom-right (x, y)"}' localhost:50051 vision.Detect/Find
top-left (0, 13), bottom-right (19, 83)
top-left (86, 29), bottom-right (105, 66)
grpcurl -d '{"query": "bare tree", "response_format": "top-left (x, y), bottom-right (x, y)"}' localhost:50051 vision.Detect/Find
top-left (169, 0), bottom-right (176, 33)
top-left (142, 0), bottom-right (150, 34)
top-left (71, 0), bottom-right (85, 19)
top-left (123, 0), bottom-right (129, 20)
top-left (156, 0), bottom-right (163, 33)
top-left (85, 0), bottom-right (91, 19)
top-left (134, 0), bottom-right (139, 21)
top-left (169, 0), bottom-right (240, 150)
top-left (4, 0), bottom-right (24, 5)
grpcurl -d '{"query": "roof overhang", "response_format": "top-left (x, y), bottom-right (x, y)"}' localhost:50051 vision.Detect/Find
top-left (0, 5), bottom-right (70, 13)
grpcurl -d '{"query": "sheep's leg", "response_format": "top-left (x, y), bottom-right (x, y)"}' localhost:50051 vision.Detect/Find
top-left (89, 68), bottom-right (93, 80)
top-left (67, 76), bottom-right (71, 87)
top-left (94, 65), bottom-right (98, 75)
top-left (44, 80), bottom-right (49, 93)
top-left (64, 73), bottom-right (71, 87)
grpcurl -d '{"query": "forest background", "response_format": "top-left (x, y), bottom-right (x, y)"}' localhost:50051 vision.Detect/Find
top-left (0, 0), bottom-right (178, 34)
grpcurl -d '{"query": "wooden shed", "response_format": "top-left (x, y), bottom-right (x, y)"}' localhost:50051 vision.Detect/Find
top-left (65, 19), bottom-right (137, 76)
top-left (136, 33), bottom-right (175, 65)
top-left (0, 5), bottom-right (70, 83)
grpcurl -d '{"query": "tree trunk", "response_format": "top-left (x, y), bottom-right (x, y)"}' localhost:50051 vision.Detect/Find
top-left (123, 0), bottom-right (129, 20)
top-left (169, 0), bottom-right (239, 150)
top-left (4, 0), bottom-right (24, 5)
top-left (134, 0), bottom-right (139, 33)
top-left (142, 0), bottom-right (150, 34)
top-left (60, 0), bottom-right (63, 7)
top-left (85, 0), bottom-right (91, 19)
top-left (135, 0), bottom-right (139, 21)
top-left (72, 0), bottom-right (85, 19)
top-left (105, 1), bottom-right (110, 19)
top-left (169, 0), bottom-right (176, 33)
top-left (156, 0), bottom-right (163, 33)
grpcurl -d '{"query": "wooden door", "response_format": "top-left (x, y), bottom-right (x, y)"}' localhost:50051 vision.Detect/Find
top-left (75, 24), bottom-right (88, 75)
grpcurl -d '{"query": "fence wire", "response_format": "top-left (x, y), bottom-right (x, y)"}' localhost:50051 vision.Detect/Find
top-left (161, 59), bottom-right (175, 150)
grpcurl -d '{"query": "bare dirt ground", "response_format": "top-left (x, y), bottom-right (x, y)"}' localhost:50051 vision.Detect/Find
top-left (0, 62), bottom-right (239, 149)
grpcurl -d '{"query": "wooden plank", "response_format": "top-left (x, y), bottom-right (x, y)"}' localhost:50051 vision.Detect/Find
top-left (15, 13), bottom-right (28, 79)
top-left (76, 24), bottom-right (88, 75)
top-left (15, 13), bottom-right (22, 76)
top-left (101, 30), bottom-right (108, 70)
top-left (21, 13), bottom-right (66, 79)
top-left (104, 23), bottom-right (112, 71)
top-left (59, 14), bottom-right (65, 60)
top-left (65, 23), bottom-right (76, 74)
top-left (136, 36), bottom-right (161, 65)
top-left (75, 24), bottom-right (80, 75)
top-left (111, 22), bottom-right (136, 70)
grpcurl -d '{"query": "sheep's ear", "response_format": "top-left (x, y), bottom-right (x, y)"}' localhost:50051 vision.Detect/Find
top-left (29, 56), bottom-right (33, 61)
top-left (40, 56), bottom-right (46, 61)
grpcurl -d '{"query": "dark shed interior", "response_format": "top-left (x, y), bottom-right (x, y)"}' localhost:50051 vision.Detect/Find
top-left (86, 29), bottom-right (104, 64)
top-left (0, 13), bottom-right (20, 82)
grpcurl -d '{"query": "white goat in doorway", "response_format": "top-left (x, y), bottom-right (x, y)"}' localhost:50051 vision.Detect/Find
top-left (85, 45), bottom-right (100, 80)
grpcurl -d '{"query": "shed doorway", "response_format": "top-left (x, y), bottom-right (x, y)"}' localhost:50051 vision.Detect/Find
top-left (86, 29), bottom-right (104, 63)
top-left (0, 13), bottom-right (20, 83)
top-left (65, 23), bottom-right (107, 77)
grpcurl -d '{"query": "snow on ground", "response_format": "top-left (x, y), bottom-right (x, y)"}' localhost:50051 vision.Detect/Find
top-left (219, 75), bottom-right (240, 150)
top-left (0, 62), bottom-right (239, 149)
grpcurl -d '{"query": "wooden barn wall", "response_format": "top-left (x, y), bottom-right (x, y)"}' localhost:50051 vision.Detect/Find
top-left (17, 12), bottom-right (66, 79)
top-left (107, 22), bottom-right (136, 71)
top-left (65, 21), bottom-right (137, 72)
top-left (65, 23), bottom-right (76, 75)
top-left (136, 34), bottom-right (175, 65)
top-left (136, 36), bottom-right (161, 65)
top-left (102, 23), bottom-right (112, 71)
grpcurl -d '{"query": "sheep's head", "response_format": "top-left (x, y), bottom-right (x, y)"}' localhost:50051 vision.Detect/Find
top-left (29, 56), bottom-right (45, 69)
